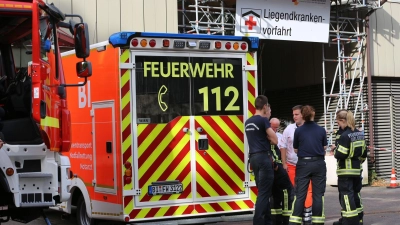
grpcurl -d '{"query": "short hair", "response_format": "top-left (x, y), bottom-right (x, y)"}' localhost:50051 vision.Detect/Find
top-left (270, 117), bottom-right (280, 124)
top-left (292, 105), bottom-right (302, 111)
top-left (301, 105), bottom-right (315, 122)
top-left (255, 95), bottom-right (268, 110)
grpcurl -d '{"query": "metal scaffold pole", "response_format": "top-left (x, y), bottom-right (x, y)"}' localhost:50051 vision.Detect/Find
top-left (322, 0), bottom-right (382, 144)
top-left (178, 0), bottom-right (236, 35)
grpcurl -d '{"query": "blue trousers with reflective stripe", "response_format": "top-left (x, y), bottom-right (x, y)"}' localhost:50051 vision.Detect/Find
top-left (271, 163), bottom-right (293, 225)
top-left (338, 176), bottom-right (363, 225)
top-left (289, 158), bottom-right (326, 225)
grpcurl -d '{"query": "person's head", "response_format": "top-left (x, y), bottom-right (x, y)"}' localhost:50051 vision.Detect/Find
top-left (301, 105), bottom-right (315, 122)
top-left (255, 95), bottom-right (271, 118)
top-left (336, 109), bottom-right (356, 131)
top-left (292, 105), bottom-right (304, 125)
top-left (270, 118), bottom-right (280, 132)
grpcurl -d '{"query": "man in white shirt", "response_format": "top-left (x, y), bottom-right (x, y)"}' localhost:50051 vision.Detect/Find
top-left (281, 105), bottom-right (312, 225)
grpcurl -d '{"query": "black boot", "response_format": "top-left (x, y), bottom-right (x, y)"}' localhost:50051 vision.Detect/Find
top-left (332, 217), bottom-right (342, 225)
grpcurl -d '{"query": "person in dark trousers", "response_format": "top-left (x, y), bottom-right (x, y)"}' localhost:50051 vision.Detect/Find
top-left (289, 105), bottom-right (328, 225)
top-left (332, 110), bottom-right (366, 225)
top-left (270, 117), bottom-right (293, 225)
top-left (245, 95), bottom-right (278, 225)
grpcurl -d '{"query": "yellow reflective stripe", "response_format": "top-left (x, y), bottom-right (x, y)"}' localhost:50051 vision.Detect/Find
top-left (283, 189), bottom-right (289, 212)
top-left (40, 116), bottom-right (59, 128)
top-left (271, 208), bottom-right (282, 215)
top-left (322, 196), bottom-right (325, 217)
top-left (344, 195), bottom-right (351, 212)
top-left (289, 216), bottom-right (302, 224)
top-left (312, 216), bottom-right (326, 223)
top-left (282, 210), bottom-right (292, 216)
top-left (342, 210), bottom-right (358, 217)
top-left (271, 145), bottom-right (281, 163)
top-left (358, 192), bottom-right (363, 211)
top-left (345, 158), bottom-right (352, 169)
top-left (337, 169), bottom-right (361, 176)
top-left (338, 145), bottom-right (349, 155)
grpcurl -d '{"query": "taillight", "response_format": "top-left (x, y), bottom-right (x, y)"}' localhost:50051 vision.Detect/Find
top-left (225, 42), bottom-right (231, 50)
top-left (6, 168), bottom-right (14, 176)
top-left (241, 43), bottom-right (247, 50)
top-left (163, 39), bottom-right (170, 47)
top-left (215, 41), bottom-right (222, 49)
top-left (131, 39), bottom-right (138, 47)
top-left (233, 42), bottom-right (239, 50)
top-left (124, 161), bottom-right (132, 185)
top-left (149, 39), bottom-right (156, 47)
top-left (140, 39), bottom-right (147, 47)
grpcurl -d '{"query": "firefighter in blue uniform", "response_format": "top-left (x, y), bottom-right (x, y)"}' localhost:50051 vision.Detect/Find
top-left (269, 117), bottom-right (293, 225)
top-left (333, 110), bottom-right (366, 225)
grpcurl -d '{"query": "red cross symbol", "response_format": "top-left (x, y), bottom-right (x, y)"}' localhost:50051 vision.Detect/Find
top-left (245, 16), bottom-right (257, 30)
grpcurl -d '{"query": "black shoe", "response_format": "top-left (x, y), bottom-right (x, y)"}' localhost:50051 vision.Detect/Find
top-left (332, 218), bottom-right (342, 225)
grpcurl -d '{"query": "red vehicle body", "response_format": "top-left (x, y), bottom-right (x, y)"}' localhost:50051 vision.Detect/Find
top-left (0, 0), bottom-right (91, 223)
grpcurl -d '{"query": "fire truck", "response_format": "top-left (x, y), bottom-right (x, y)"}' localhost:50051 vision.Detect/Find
top-left (0, 0), bottom-right (91, 224)
top-left (59, 32), bottom-right (259, 225)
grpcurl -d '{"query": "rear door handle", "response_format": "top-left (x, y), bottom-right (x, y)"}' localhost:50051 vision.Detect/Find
top-left (106, 141), bottom-right (112, 153)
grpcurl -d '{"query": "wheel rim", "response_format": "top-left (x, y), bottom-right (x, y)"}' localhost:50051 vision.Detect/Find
top-left (79, 200), bottom-right (90, 225)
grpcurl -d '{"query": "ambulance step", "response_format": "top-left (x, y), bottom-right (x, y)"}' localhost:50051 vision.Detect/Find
top-left (18, 173), bottom-right (53, 178)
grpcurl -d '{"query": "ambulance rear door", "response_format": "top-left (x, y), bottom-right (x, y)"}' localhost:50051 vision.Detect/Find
top-left (189, 52), bottom-right (249, 203)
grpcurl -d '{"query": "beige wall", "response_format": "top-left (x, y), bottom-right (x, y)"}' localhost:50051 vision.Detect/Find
top-left (369, 2), bottom-right (400, 77)
top-left (48, 0), bottom-right (178, 44)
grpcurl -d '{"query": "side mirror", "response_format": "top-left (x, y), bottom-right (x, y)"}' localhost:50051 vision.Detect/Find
top-left (76, 61), bottom-right (92, 78)
top-left (74, 23), bottom-right (90, 59)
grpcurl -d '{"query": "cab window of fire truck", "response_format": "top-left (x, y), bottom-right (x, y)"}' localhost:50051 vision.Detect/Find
top-left (135, 55), bottom-right (190, 124)
top-left (39, 14), bottom-right (50, 62)
top-left (191, 57), bottom-right (243, 116)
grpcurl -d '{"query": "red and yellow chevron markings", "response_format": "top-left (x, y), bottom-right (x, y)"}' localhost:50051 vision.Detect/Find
top-left (194, 116), bottom-right (245, 198)
top-left (137, 117), bottom-right (192, 202)
top-left (125, 200), bottom-right (254, 220)
top-left (247, 52), bottom-right (256, 117)
top-left (120, 49), bottom-right (134, 192)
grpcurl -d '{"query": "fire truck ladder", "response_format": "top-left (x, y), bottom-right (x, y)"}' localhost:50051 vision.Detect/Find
top-left (322, 0), bottom-right (382, 147)
top-left (178, 0), bottom-right (236, 35)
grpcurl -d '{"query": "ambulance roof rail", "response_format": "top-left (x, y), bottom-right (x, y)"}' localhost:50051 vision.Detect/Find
top-left (108, 31), bottom-right (259, 51)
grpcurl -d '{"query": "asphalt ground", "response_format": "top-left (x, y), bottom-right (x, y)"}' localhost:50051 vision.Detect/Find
top-left (4, 186), bottom-right (400, 225)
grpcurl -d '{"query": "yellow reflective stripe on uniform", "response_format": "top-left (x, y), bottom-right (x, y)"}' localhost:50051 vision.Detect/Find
top-left (336, 169), bottom-right (361, 176)
top-left (40, 116), bottom-right (59, 128)
top-left (345, 158), bottom-right (352, 169)
top-left (289, 216), bottom-right (302, 224)
top-left (312, 216), bottom-right (326, 224)
top-left (271, 145), bottom-right (281, 163)
top-left (358, 192), bottom-right (364, 213)
top-left (283, 189), bottom-right (289, 212)
top-left (271, 208), bottom-right (282, 215)
top-left (337, 145), bottom-right (349, 155)
top-left (341, 210), bottom-right (358, 217)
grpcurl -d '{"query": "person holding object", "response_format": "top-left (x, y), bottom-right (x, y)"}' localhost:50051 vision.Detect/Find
top-left (332, 110), bottom-right (366, 225)
top-left (245, 95), bottom-right (278, 225)
top-left (289, 105), bottom-right (327, 225)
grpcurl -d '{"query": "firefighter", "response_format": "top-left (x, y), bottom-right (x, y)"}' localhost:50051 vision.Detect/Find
top-left (289, 105), bottom-right (327, 225)
top-left (332, 110), bottom-right (366, 225)
top-left (270, 117), bottom-right (293, 225)
top-left (245, 95), bottom-right (278, 225)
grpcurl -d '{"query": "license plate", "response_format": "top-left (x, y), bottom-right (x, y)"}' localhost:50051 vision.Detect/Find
top-left (148, 183), bottom-right (183, 196)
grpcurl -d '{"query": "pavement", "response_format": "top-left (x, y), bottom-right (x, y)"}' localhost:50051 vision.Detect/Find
top-left (3, 186), bottom-right (400, 225)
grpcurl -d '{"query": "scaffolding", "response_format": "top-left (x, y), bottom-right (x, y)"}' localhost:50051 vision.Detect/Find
top-left (178, 0), bottom-right (236, 35)
top-left (322, 0), bottom-right (382, 146)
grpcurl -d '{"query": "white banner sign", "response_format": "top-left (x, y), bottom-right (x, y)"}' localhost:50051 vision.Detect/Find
top-left (235, 0), bottom-right (331, 43)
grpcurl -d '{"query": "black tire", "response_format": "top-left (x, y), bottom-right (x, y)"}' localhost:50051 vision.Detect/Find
top-left (76, 196), bottom-right (96, 225)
